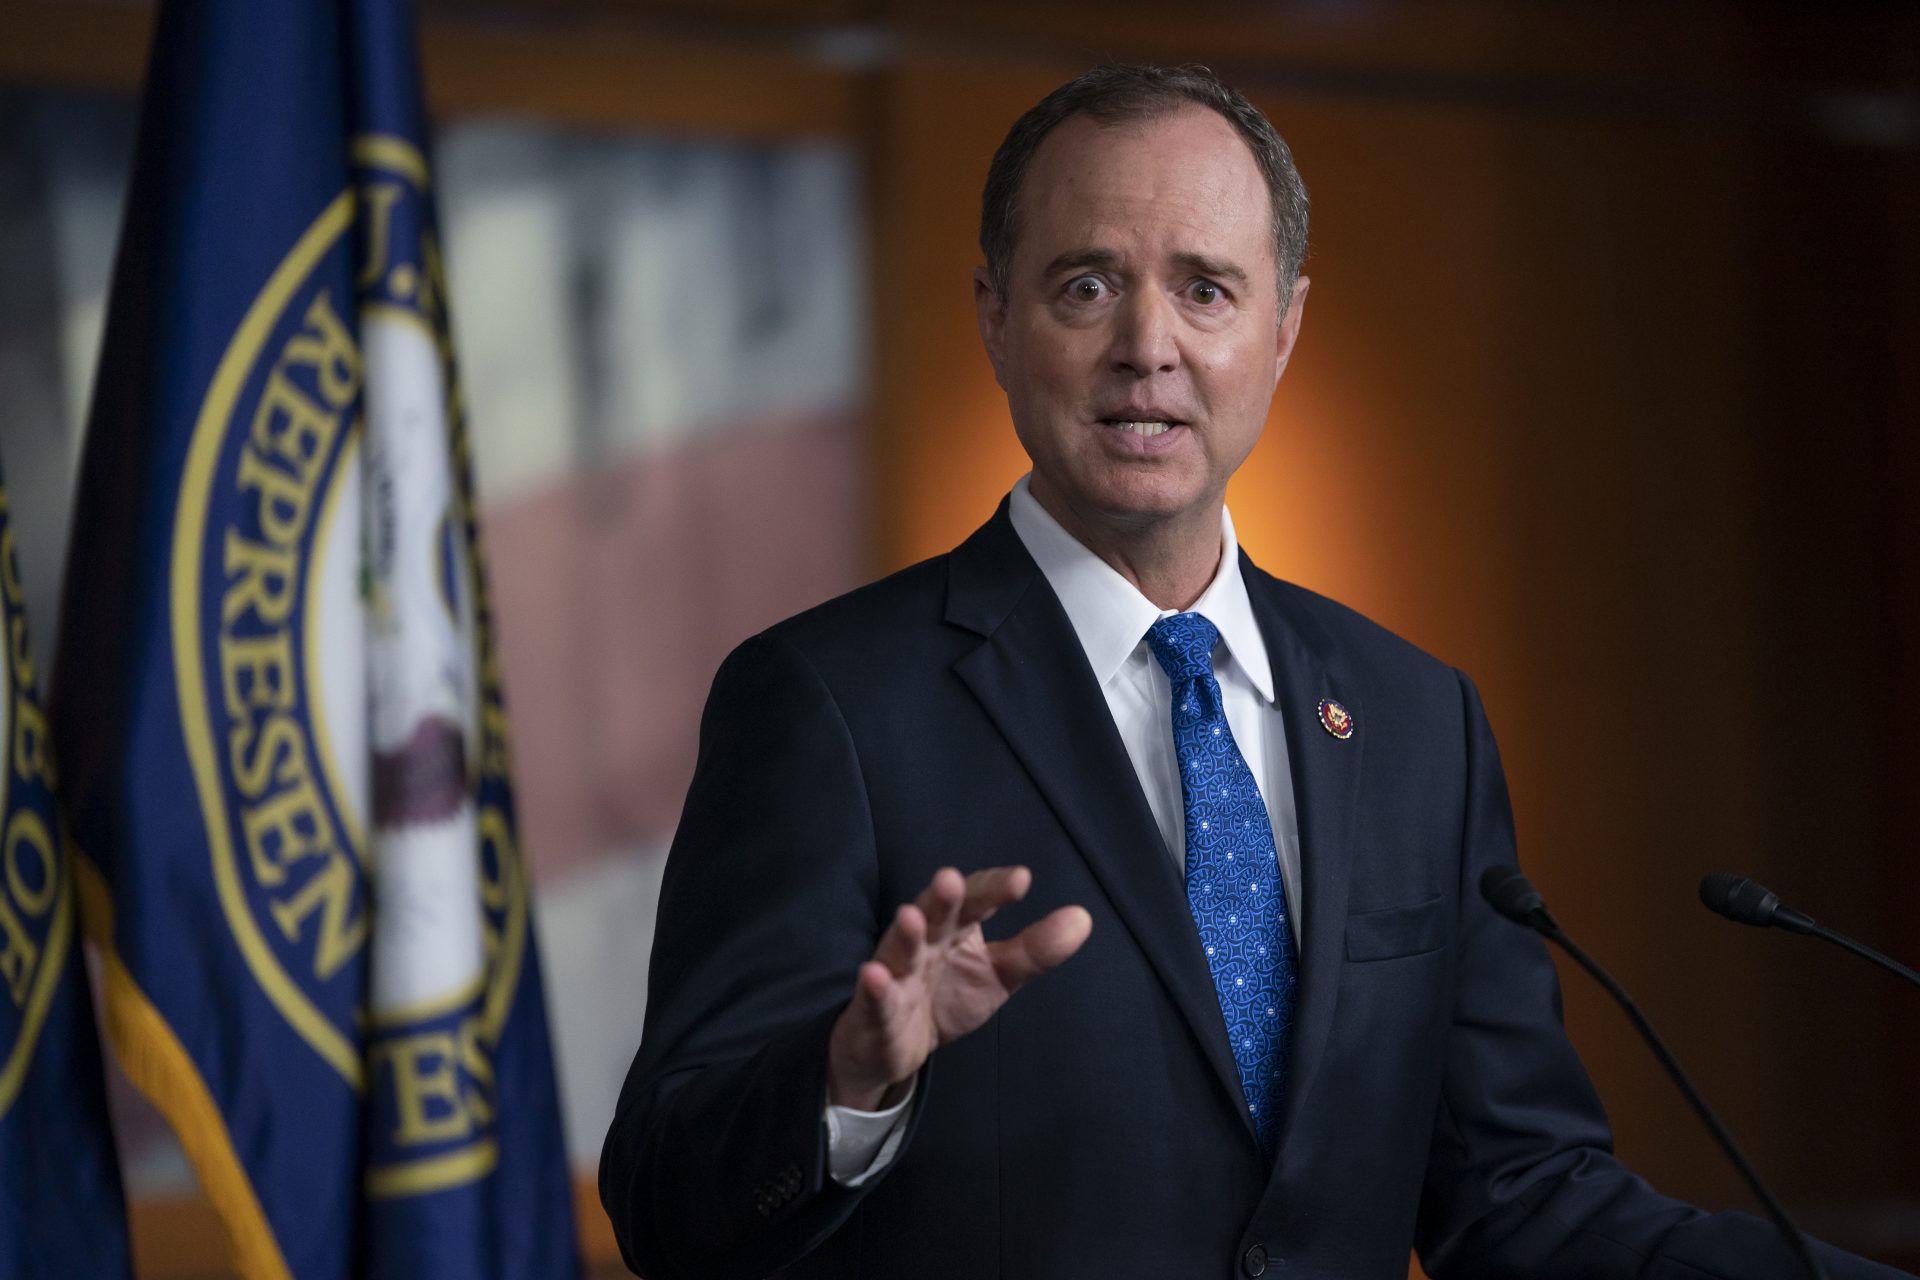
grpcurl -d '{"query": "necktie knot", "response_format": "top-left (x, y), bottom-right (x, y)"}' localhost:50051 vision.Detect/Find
top-left (1146, 612), bottom-right (1221, 684)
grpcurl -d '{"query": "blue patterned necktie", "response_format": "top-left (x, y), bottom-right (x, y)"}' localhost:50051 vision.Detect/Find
top-left (1146, 612), bottom-right (1297, 1158)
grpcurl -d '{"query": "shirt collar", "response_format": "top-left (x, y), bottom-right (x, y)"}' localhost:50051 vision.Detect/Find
top-left (1007, 474), bottom-right (1275, 702)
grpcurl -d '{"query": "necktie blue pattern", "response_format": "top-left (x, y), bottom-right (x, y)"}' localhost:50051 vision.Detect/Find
top-left (1147, 612), bottom-right (1296, 1158)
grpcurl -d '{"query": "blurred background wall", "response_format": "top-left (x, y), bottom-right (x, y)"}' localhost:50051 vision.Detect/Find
top-left (1, 0), bottom-right (1916, 1275)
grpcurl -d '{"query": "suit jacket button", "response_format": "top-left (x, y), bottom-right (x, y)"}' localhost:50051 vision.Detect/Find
top-left (1242, 1244), bottom-right (1268, 1276)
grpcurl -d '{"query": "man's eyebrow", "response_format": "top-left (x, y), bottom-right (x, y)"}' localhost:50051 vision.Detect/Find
top-left (1171, 252), bottom-right (1249, 286)
top-left (1039, 248), bottom-right (1252, 286)
top-left (1042, 248), bottom-right (1122, 277)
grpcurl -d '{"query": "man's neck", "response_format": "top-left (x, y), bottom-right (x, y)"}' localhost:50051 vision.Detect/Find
top-left (1027, 478), bottom-right (1224, 612)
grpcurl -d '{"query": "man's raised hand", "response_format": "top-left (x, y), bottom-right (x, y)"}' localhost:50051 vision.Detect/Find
top-left (827, 866), bottom-right (1092, 1111)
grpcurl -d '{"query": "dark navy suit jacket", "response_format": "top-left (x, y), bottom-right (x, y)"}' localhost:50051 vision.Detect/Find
top-left (600, 507), bottom-right (1906, 1280)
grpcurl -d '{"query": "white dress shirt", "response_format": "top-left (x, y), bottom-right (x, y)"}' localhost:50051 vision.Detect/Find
top-left (825, 476), bottom-right (1303, 1184)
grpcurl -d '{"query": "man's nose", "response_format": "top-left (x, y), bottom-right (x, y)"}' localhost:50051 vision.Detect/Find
top-left (1108, 289), bottom-right (1179, 377)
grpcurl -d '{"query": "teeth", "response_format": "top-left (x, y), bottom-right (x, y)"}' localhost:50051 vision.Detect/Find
top-left (1110, 420), bottom-right (1172, 437)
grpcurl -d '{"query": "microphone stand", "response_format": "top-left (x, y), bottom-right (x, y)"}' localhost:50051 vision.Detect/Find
top-left (1803, 922), bottom-right (1920, 991)
top-left (1484, 869), bottom-right (1830, 1280)
top-left (1536, 921), bottom-right (1830, 1280)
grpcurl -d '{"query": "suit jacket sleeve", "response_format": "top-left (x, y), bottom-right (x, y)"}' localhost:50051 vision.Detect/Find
top-left (1416, 672), bottom-right (1910, 1280)
top-left (598, 631), bottom-right (918, 1280)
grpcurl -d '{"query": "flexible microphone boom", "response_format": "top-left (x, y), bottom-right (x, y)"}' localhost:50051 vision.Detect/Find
top-left (1700, 872), bottom-right (1920, 991)
top-left (1479, 867), bottom-right (1829, 1280)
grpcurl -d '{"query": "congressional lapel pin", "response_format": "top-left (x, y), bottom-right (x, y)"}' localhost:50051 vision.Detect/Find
top-left (1317, 698), bottom-right (1354, 740)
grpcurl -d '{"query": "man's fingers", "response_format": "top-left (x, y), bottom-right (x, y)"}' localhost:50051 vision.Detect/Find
top-left (915, 867), bottom-right (967, 943)
top-left (987, 905), bottom-right (1093, 990)
top-left (890, 867), bottom-right (1034, 952)
top-left (850, 960), bottom-right (896, 1019)
top-left (829, 962), bottom-right (914, 1110)
top-left (955, 865), bottom-right (1032, 928)
top-left (872, 866), bottom-right (1073, 997)
top-left (871, 901), bottom-right (926, 978)
top-left (1023, 905), bottom-right (1093, 973)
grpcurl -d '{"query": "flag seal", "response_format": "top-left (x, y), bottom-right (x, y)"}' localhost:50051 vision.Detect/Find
top-left (168, 140), bottom-right (529, 1198)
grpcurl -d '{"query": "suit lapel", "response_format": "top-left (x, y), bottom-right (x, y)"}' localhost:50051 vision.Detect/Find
top-left (1240, 557), bottom-right (1364, 1145)
top-left (947, 511), bottom-right (1255, 1138)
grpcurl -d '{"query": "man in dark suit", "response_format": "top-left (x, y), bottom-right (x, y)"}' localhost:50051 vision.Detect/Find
top-left (600, 65), bottom-right (1909, 1279)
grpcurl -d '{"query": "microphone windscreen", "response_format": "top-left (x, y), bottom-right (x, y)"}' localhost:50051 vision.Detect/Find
top-left (1699, 872), bottom-right (1779, 927)
top-left (1480, 866), bottom-right (1548, 926)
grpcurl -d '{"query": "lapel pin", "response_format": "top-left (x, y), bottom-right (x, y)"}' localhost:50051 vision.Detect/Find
top-left (1317, 698), bottom-right (1354, 740)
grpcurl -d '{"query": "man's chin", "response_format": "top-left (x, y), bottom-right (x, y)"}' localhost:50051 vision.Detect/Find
top-left (1030, 460), bottom-right (1217, 527)
top-left (1072, 487), bottom-right (1219, 537)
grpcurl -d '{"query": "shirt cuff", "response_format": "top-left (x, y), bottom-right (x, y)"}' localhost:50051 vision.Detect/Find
top-left (823, 1080), bottom-right (916, 1187)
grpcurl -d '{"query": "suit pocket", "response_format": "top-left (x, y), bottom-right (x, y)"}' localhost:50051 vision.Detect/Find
top-left (1343, 895), bottom-right (1448, 961)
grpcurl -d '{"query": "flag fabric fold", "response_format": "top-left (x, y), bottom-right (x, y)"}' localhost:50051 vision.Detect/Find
top-left (53, 2), bottom-right (581, 1276)
top-left (0, 463), bottom-right (132, 1280)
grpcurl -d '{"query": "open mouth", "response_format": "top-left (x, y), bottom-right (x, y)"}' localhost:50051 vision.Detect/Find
top-left (1100, 419), bottom-right (1180, 437)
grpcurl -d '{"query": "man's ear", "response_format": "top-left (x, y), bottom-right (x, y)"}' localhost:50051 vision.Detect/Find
top-left (973, 266), bottom-right (1010, 391)
top-left (1274, 274), bottom-right (1310, 381)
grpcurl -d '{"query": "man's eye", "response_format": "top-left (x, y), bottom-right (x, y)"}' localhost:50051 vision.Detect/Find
top-left (1068, 276), bottom-right (1106, 302)
top-left (1189, 280), bottom-right (1222, 305)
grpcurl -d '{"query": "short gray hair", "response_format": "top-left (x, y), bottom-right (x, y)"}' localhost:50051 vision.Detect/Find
top-left (979, 64), bottom-right (1310, 307)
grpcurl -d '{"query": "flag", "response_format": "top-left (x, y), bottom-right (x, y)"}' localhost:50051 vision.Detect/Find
top-left (0, 463), bottom-right (132, 1279)
top-left (53, 1), bottom-right (581, 1276)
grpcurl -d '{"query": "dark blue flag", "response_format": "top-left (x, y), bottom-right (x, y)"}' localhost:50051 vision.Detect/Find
top-left (53, 2), bottom-right (582, 1276)
top-left (0, 465), bottom-right (132, 1280)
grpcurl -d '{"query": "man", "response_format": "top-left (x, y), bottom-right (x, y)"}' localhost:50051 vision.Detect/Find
top-left (601, 65), bottom-right (1908, 1279)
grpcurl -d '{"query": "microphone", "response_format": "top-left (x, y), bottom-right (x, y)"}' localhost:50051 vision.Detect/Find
top-left (1699, 873), bottom-right (1817, 934)
top-left (1700, 872), bottom-right (1920, 991)
top-left (1478, 867), bottom-right (1829, 1280)
top-left (1480, 865), bottom-right (1556, 932)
